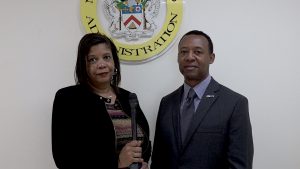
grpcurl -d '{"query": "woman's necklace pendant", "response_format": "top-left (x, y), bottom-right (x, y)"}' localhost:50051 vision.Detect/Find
top-left (100, 95), bottom-right (113, 103)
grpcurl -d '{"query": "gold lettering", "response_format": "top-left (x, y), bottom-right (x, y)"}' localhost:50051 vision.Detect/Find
top-left (119, 47), bottom-right (126, 55)
top-left (125, 48), bottom-right (133, 55)
top-left (118, 47), bottom-right (140, 56)
top-left (89, 25), bottom-right (99, 33)
top-left (135, 48), bottom-right (139, 56)
top-left (86, 16), bottom-right (94, 25)
top-left (85, 16), bottom-right (99, 33)
top-left (169, 12), bottom-right (178, 24)
top-left (85, 0), bottom-right (93, 3)
top-left (167, 22), bottom-right (175, 33)
top-left (153, 41), bottom-right (162, 50)
top-left (141, 45), bottom-right (153, 54)
top-left (159, 31), bottom-right (171, 43)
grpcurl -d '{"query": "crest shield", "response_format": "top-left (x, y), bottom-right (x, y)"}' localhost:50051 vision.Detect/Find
top-left (121, 5), bottom-right (144, 31)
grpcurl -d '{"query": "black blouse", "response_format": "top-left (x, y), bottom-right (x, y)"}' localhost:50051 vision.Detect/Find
top-left (52, 85), bottom-right (151, 169)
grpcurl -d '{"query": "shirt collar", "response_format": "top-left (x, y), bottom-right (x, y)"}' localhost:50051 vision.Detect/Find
top-left (183, 75), bottom-right (212, 100)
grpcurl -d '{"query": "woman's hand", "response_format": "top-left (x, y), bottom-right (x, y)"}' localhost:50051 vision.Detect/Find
top-left (118, 140), bottom-right (144, 168)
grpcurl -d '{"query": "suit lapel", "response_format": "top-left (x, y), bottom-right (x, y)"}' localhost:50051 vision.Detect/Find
top-left (182, 79), bottom-right (220, 150)
top-left (171, 86), bottom-right (184, 151)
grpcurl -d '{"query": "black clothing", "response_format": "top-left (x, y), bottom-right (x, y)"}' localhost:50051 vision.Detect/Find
top-left (52, 85), bottom-right (151, 169)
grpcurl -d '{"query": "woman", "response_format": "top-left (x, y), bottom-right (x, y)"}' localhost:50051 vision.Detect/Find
top-left (52, 33), bottom-right (151, 169)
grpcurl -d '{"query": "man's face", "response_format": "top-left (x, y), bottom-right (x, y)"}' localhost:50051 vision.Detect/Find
top-left (178, 34), bottom-right (215, 87)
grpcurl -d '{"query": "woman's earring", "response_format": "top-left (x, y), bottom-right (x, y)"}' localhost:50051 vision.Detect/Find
top-left (111, 68), bottom-right (118, 85)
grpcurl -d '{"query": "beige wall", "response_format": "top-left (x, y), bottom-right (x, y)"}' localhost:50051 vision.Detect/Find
top-left (1, 0), bottom-right (300, 168)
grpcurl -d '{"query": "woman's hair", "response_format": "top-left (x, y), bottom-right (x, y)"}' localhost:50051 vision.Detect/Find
top-left (75, 33), bottom-right (121, 87)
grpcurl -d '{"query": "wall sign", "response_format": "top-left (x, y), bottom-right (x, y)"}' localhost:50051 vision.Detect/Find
top-left (80, 0), bottom-right (183, 63)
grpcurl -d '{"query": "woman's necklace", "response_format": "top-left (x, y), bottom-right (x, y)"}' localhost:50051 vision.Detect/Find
top-left (95, 87), bottom-right (115, 103)
top-left (100, 95), bottom-right (113, 103)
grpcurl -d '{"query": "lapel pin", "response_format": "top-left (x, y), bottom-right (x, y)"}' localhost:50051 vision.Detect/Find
top-left (206, 95), bottom-right (215, 98)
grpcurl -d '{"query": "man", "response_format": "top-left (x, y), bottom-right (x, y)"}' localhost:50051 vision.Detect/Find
top-left (151, 30), bottom-right (254, 169)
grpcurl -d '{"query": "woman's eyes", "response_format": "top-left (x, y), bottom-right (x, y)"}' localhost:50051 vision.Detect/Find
top-left (87, 55), bottom-right (112, 63)
top-left (103, 55), bottom-right (112, 60)
top-left (87, 57), bottom-right (97, 63)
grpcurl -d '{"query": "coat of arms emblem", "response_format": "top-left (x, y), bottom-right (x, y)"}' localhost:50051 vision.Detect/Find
top-left (80, 0), bottom-right (183, 63)
top-left (104, 0), bottom-right (160, 41)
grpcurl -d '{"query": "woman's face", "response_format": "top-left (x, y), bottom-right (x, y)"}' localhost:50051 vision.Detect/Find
top-left (86, 43), bottom-right (115, 88)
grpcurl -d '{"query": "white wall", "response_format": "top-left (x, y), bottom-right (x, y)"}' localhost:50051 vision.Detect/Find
top-left (1, 1), bottom-right (299, 169)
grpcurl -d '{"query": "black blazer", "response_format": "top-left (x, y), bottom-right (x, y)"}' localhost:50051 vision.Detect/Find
top-left (151, 78), bottom-right (253, 169)
top-left (52, 85), bottom-right (151, 169)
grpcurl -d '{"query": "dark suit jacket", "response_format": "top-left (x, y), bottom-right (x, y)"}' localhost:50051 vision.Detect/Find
top-left (151, 78), bottom-right (253, 169)
top-left (52, 85), bottom-right (151, 169)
